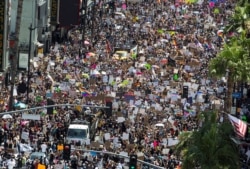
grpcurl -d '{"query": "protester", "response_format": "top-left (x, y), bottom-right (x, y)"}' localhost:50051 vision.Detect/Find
top-left (0, 0), bottom-right (247, 168)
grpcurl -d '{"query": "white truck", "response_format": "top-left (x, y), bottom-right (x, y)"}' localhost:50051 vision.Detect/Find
top-left (66, 121), bottom-right (90, 146)
top-left (66, 111), bottom-right (103, 146)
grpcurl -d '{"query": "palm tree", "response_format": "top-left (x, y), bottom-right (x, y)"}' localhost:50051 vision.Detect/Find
top-left (225, 4), bottom-right (250, 33)
top-left (9, 0), bottom-right (24, 110)
top-left (209, 35), bottom-right (250, 113)
top-left (175, 111), bottom-right (240, 169)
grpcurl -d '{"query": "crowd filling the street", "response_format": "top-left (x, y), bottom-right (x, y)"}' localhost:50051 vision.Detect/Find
top-left (2, 0), bottom-right (250, 168)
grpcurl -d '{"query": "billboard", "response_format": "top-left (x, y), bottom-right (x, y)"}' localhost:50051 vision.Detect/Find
top-left (59, 0), bottom-right (80, 27)
top-left (0, 1), bottom-right (5, 70)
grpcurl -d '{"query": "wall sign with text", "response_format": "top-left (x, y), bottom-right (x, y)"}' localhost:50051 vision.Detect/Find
top-left (51, 0), bottom-right (58, 24)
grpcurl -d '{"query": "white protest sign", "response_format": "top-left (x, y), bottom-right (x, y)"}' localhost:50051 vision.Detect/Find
top-left (86, 139), bottom-right (90, 145)
top-left (117, 117), bottom-right (125, 123)
top-left (104, 133), bottom-right (111, 140)
top-left (162, 148), bottom-right (170, 155)
top-left (21, 132), bottom-right (29, 140)
top-left (122, 133), bottom-right (129, 140)
top-left (69, 79), bottom-right (76, 84)
top-left (22, 114), bottom-right (41, 120)
top-left (168, 138), bottom-right (179, 146)
top-left (54, 164), bottom-right (64, 169)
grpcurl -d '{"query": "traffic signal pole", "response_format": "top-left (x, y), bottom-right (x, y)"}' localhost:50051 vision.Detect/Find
top-left (72, 149), bottom-right (165, 169)
top-left (0, 104), bottom-right (109, 115)
top-left (0, 105), bottom-right (165, 169)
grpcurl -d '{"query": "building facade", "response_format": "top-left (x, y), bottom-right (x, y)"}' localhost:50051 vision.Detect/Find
top-left (10, 0), bottom-right (50, 64)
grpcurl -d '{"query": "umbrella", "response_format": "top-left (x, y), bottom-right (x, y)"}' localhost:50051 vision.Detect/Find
top-left (84, 40), bottom-right (90, 45)
top-left (160, 58), bottom-right (168, 64)
top-left (2, 114), bottom-right (12, 119)
top-left (214, 8), bottom-right (220, 14)
top-left (101, 71), bottom-right (107, 75)
top-left (21, 120), bottom-right (29, 126)
top-left (144, 63), bottom-right (152, 70)
top-left (117, 117), bottom-right (125, 123)
top-left (160, 39), bottom-right (169, 43)
top-left (217, 30), bottom-right (223, 36)
top-left (14, 102), bottom-right (27, 109)
top-left (120, 79), bottom-right (129, 87)
top-left (82, 73), bottom-right (90, 78)
top-left (157, 29), bottom-right (164, 34)
top-left (152, 65), bottom-right (160, 69)
top-left (86, 52), bottom-right (96, 57)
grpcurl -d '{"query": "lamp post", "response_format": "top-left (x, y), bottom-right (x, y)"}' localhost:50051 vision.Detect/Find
top-left (81, 0), bottom-right (88, 48)
top-left (26, 24), bottom-right (48, 103)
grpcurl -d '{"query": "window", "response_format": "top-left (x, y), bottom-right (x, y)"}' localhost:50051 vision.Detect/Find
top-left (67, 129), bottom-right (87, 138)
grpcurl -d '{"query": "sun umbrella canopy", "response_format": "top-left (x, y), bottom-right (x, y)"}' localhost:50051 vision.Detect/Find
top-left (86, 52), bottom-right (96, 57)
top-left (14, 102), bottom-right (27, 109)
top-left (82, 73), bottom-right (90, 78)
top-left (2, 114), bottom-right (13, 119)
top-left (84, 40), bottom-right (90, 45)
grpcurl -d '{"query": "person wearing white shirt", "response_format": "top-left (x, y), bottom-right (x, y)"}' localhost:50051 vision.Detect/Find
top-left (41, 143), bottom-right (48, 153)
top-left (7, 158), bottom-right (16, 169)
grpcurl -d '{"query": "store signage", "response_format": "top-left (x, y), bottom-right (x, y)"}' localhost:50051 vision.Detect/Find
top-left (51, 0), bottom-right (58, 24)
top-left (0, 1), bottom-right (5, 70)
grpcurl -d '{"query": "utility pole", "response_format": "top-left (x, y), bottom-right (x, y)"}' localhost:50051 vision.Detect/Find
top-left (91, 0), bottom-right (96, 45)
top-left (26, 24), bottom-right (36, 104)
top-left (9, 0), bottom-right (24, 111)
top-left (82, 0), bottom-right (88, 48)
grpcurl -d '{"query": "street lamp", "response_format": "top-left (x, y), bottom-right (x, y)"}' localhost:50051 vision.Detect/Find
top-left (81, 0), bottom-right (88, 48)
top-left (26, 23), bottom-right (48, 103)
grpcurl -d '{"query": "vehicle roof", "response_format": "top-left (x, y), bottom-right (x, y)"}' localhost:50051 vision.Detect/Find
top-left (68, 124), bottom-right (89, 129)
top-left (114, 12), bottom-right (125, 15)
top-left (71, 120), bottom-right (90, 125)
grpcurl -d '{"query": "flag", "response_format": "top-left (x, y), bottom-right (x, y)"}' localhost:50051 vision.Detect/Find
top-left (228, 114), bottom-right (247, 138)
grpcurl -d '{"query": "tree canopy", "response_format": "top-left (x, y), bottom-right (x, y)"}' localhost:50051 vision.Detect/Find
top-left (175, 112), bottom-right (240, 169)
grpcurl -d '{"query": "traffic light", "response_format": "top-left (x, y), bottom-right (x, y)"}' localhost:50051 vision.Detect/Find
top-left (63, 144), bottom-right (71, 160)
top-left (129, 155), bottom-right (137, 169)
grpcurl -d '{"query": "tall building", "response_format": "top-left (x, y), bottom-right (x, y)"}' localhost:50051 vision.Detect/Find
top-left (10, 0), bottom-right (50, 68)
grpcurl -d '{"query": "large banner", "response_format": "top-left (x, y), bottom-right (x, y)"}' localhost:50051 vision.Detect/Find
top-left (0, 1), bottom-right (5, 70)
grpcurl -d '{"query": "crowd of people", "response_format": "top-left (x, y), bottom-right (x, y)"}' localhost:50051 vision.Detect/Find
top-left (0, 0), bottom-right (248, 168)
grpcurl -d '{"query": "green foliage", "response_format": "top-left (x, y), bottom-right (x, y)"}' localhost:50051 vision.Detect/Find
top-left (209, 35), bottom-right (250, 82)
top-left (225, 4), bottom-right (250, 33)
top-left (175, 112), bottom-right (239, 169)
